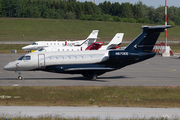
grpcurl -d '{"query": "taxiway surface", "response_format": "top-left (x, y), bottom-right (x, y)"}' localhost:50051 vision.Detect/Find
top-left (0, 54), bottom-right (180, 86)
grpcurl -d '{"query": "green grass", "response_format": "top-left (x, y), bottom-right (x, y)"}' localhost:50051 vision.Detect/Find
top-left (0, 86), bottom-right (180, 108)
top-left (0, 44), bottom-right (28, 53)
top-left (0, 18), bottom-right (179, 41)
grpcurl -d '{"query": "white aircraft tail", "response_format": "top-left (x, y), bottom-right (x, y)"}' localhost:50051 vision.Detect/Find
top-left (107, 33), bottom-right (124, 46)
top-left (106, 33), bottom-right (124, 49)
top-left (74, 30), bottom-right (99, 46)
top-left (87, 30), bottom-right (99, 39)
top-left (86, 30), bottom-right (99, 46)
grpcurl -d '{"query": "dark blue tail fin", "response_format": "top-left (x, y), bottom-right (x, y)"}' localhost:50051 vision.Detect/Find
top-left (125, 25), bottom-right (172, 52)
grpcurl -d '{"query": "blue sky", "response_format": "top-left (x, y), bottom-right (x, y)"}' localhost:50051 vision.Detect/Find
top-left (77, 0), bottom-right (180, 8)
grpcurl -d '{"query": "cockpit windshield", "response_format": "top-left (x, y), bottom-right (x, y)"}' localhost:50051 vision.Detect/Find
top-left (31, 42), bottom-right (38, 45)
top-left (18, 55), bottom-right (31, 60)
top-left (38, 48), bottom-right (44, 51)
top-left (18, 55), bottom-right (25, 60)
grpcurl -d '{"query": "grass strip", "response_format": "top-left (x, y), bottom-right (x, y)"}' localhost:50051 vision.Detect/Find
top-left (0, 18), bottom-right (179, 41)
top-left (0, 86), bottom-right (180, 108)
top-left (0, 44), bottom-right (28, 53)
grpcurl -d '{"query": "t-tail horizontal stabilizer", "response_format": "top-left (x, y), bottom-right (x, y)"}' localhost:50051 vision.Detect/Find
top-left (125, 25), bottom-right (172, 52)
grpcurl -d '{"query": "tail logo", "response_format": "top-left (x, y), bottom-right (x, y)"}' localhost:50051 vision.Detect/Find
top-left (134, 44), bottom-right (137, 48)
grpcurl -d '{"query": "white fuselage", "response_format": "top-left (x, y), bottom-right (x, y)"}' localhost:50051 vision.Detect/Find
top-left (4, 50), bottom-right (109, 71)
top-left (22, 40), bottom-right (85, 51)
top-left (35, 33), bottom-right (124, 52)
top-left (22, 30), bottom-right (99, 51)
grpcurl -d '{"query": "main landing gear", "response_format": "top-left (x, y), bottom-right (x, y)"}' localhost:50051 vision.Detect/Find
top-left (16, 71), bottom-right (24, 80)
top-left (82, 73), bottom-right (97, 80)
top-left (82, 72), bottom-right (105, 80)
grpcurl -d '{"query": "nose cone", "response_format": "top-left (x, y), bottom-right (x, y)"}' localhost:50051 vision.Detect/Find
top-left (3, 64), bottom-right (10, 71)
top-left (22, 45), bottom-right (30, 50)
top-left (3, 62), bottom-right (16, 71)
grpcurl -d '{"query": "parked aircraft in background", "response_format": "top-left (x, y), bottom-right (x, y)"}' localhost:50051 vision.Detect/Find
top-left (36, 33), bottom-right (124, 52)
top-left (22, 30), bottom-right (99, 52)
top-left (98, 33), bottom-right (124, 50)
top-left (4, 25), bottom-right (171, 80)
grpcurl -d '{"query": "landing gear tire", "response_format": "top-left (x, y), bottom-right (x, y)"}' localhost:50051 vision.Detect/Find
top-left (16, 71), bottom-right (24, 80)
top-left (17, 76), bottom-right (24, 80)
top-left (89, 74), bottom-right (97, 80)
top-left (82, 74), bottom-right (97, 80)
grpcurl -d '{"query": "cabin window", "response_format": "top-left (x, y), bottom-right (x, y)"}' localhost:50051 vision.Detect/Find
top-left (51, 57), bottom-right (58, 60)
top-left (70, 56), bottom-right (76, 59)
top-left (23, 56), bottom-right (31, 60)
top-left (50, 43), bottom-right (52, 45)
top-left (58, 56), bottom-right (64, 60)
top-left (47, 43), bottom-right (48, 45)
top-left (77, 56), bottom-right (83, 59)
top-left (54, 43), bottom-right (56, 45)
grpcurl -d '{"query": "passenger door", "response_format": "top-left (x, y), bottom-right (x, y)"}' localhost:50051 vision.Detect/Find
top-left (38, 54), bottom-right (45, 69)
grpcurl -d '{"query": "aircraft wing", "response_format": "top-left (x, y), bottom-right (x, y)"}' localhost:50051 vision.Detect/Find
top-left (65, 67), bottom-right (114, 71)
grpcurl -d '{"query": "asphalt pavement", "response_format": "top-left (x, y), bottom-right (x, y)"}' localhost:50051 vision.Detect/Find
top-left (1, 106), bottom-right (180, 119)
top-left (0, 54), bottom-right (180, 86)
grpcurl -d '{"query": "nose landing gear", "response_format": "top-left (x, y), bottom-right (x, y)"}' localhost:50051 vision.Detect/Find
top-left (16, 71), bottom-right (24, 80)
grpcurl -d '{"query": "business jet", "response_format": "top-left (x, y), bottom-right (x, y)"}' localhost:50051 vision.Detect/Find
top-left (36, 33), bottom-right (124, 52)
top-left (4, 25), bottom-right (171, 80)
top-left (22, 30), bottom-right (99, 52)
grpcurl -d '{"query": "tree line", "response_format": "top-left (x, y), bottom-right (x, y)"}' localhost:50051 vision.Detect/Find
top-left (0, 0), bottom-right (179, 25)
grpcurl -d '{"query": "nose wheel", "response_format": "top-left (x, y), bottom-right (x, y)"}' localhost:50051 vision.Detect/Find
top-left (16, 71), bottom-right (24, 80)
top-left (18, 75), bottom-right (24, 80)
